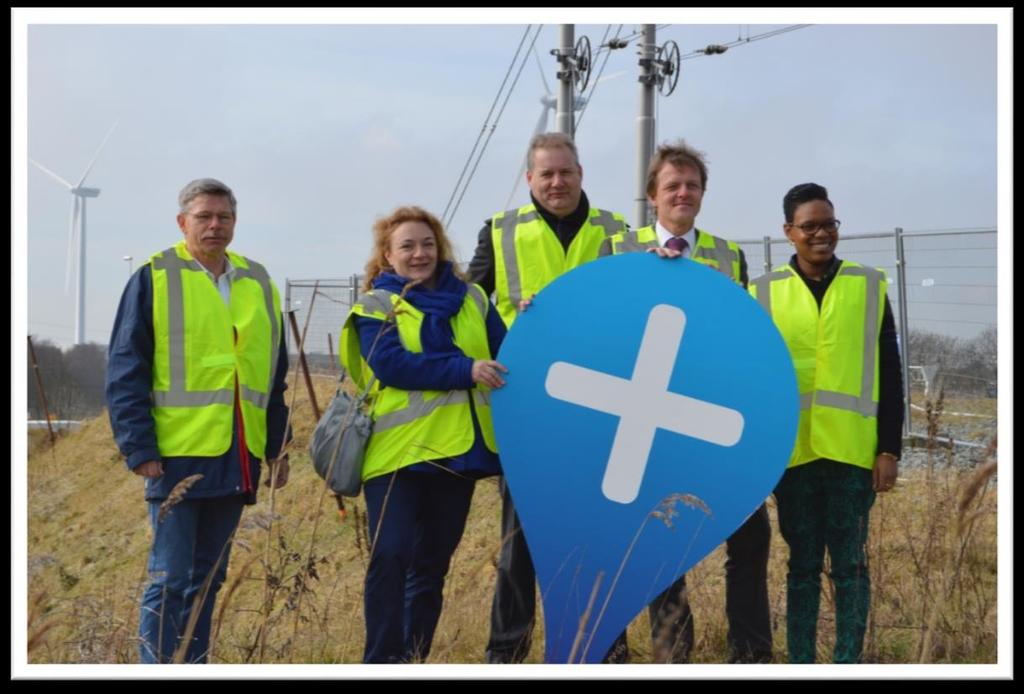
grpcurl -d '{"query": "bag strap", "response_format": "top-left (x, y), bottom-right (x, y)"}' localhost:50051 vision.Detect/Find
top-left (337, 364), bottom-right (377, 404)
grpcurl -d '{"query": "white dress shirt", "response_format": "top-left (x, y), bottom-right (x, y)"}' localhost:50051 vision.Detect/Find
top-left (654, 221), bottom-right (696, 258)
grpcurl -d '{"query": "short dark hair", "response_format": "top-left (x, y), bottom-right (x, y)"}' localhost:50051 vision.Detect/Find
top-left (783, 183), bottom-right (832, 223)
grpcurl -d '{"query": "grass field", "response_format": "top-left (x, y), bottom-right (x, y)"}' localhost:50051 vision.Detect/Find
top-left (25, 373), bottom-right (998, 664)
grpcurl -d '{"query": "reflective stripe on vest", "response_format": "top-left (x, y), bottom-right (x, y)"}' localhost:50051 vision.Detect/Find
top-left (339, 283), bottom-right (497, 478)
top-left (607, 226), bottom-right (742, 285)
top-left (751, 263), bottom-right (883, 418)
top-left (692, 234), bottom-right (739, 282)
top-left (150, 249), bottom-right (279, 411)
top-left (494, 205), bottom-right (626, 323)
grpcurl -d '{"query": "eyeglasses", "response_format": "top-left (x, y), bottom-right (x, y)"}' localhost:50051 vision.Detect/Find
top-left (787, 219), bottom-right (841, 236)
top-left (191, 213), bottom-right (235, 224)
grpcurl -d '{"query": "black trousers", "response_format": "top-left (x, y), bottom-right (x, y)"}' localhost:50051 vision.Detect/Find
top-left (609, 502), bottom-right (773, 663)
top-left (486, 477), bottom-right (536, 663)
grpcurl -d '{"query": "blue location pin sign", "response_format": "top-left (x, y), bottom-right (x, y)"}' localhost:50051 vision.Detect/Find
top-left (492, 252), bottom-right (798, 664)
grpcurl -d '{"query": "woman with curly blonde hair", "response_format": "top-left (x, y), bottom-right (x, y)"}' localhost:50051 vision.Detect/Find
top-left (340, 205), bottom-right (508, 663)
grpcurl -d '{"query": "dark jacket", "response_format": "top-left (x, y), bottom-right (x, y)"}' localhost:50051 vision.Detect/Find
top-left (466, 191), bottom-right (594, 294)
top-left (352, 269), bottom-right (506, 478)
top-left (105, 263), bottom-right (291, 503)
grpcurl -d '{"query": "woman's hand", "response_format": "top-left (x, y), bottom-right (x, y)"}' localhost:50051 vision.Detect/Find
top-left (472, 359), bottom-right (508, 389)
top-left (872, 453), bottom-right (899, 493)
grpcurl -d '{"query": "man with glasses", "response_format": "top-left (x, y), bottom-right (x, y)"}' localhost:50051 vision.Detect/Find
top-left (600, 140), bottom-right (773, 664)
top-left (106, 178), bottom-right (291, 663)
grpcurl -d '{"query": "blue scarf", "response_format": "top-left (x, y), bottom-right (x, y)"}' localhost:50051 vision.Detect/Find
top-left (372, 261), bottom-right (468, 355)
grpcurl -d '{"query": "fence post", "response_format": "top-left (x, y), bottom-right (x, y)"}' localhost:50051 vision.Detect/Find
top-left (27, 336), bottom-right (56, 446)
top-left (287, 310), bottom-right (321, 421)
top-left (349, 273), bottom-right (359, 305)
top-left (284, 280), bottom-right (292, 354)
top-left (762, 235), bottom-right (773, 275)
top-left (894, 227), bottom-right (913, 438)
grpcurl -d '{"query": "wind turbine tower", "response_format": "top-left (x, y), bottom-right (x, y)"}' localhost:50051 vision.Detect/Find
top-left (30, 121), bottom-right (117, 345)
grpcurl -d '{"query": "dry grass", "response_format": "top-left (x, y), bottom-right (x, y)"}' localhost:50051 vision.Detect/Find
top-left (25, 380), bottom-right (997, 664)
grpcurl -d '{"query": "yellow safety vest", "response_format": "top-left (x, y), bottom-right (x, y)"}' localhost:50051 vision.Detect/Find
top-left (340, 284), bottom-right (497, 481)
top-left (601, 226), bottom-right (744, 285)
top-left (491, 204), bottom-right (627, 326)
top-left (749, 261), bottom-right (887, 469)
top-left (150, 241), bottom-right (282, 458)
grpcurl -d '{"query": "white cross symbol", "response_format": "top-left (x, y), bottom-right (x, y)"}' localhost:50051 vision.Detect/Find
top-left (545, 304), bottom-right (745, 504)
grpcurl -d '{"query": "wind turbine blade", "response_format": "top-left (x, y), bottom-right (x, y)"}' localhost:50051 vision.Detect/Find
top-left (594, 70), bottom-right (627, 86)
top-left (76, 119), bottom-right (119, 188)
top-left (533, 43), bottom-right (552, 96)
top-left (66, 196), bottom-right (80, 293)
top-left (29, 158), bottom-right (73, 189)
top-left (504, 155), bottom-right (529, 212)
top-left (503, 99), bottom-right (550, 210)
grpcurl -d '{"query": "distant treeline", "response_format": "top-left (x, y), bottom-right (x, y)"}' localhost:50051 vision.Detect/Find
top-left (27, 339), bottom-right (107, 420)
top-left (25, 324), bottom-right (997, 422)
top-left (907, 326), bottom-right (997, 394)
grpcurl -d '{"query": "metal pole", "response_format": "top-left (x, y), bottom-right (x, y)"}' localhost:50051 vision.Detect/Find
top-left (556, 25), bottom-right (575, 135)
top-left (76, 198), bottom-right (86, 345)
top-left (350, 273), bottom-right (359, 305)
top-left (762, 236), bottom-right (774, 275)
top-left (27, 336), bottom-right (56, 446)
top-left (327, 332), bottom-right (337, 373)
top-left (635, 25), bottom-right (657, 228)
top-left (287, 310), bottom-right (321, 421)
top-left (894, 227), bottom-right (912, 437)
top-left (284, 280), bottom-right (292, 353)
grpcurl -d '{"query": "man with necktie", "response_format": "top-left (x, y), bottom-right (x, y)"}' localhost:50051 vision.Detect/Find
top-left (600, 140), bottom-right (771, 664)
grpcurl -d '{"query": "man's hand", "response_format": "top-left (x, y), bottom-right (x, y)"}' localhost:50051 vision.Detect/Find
top-left (265, 457), bottom-right (290, 489)
top-left (646, 246), bottom-right (683, 259)
top-left (517, 293), bottom-right (536, 313)
top-left (134, 460), bottom-right (164, 478)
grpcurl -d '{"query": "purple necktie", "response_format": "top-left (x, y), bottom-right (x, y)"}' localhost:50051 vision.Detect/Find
top-left (665, 236), bottom-right (689, 254)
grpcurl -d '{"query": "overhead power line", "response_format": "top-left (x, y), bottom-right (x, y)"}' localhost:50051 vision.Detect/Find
top-left (442, 25), bottom-right (538, 227)
top-left (442, 24), bottom-right (544, 229)
top-left (680, 24), bottom-right (812, 62)
top-left (576, 24), bottom-right (624, 131)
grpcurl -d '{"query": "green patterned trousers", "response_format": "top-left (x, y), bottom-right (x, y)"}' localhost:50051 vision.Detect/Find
top-left (774, 459), bottom-right (875, 664)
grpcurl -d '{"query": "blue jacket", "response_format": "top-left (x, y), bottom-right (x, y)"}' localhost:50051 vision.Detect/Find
top-left (105, 264), bottom-right (291, 503)
top-left (353, 274), bottom-right (507, 478)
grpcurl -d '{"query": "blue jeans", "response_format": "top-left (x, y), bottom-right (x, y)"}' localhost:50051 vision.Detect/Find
top-left (363, 469), bottom-right (476, 663)
top-left (139, 496), bottom-right (245, 663)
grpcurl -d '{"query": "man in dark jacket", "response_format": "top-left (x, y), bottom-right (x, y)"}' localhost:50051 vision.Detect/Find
top-left (467, 133), bottom-right (628, 663)
top-left (106, 178), bottom-right (290, 663)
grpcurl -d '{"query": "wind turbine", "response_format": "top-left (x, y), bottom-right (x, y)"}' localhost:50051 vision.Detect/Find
top-left (30, 120), bottom-right (118, 345)
top-left (503, 49), bottom-right (625, 210)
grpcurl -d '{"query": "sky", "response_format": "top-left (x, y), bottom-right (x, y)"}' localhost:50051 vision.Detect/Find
top-left (10, 8), bottom-right (1014, 678)
top-left (15, 9), bottom-right (1008, 350)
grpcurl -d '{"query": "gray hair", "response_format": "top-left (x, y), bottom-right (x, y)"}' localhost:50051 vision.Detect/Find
top-left (178, 178), bottom-right (237, 216)
top-left (527, 132), bottom-right (581, 171)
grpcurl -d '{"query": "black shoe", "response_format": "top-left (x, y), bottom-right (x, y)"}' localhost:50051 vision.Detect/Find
top-left (485, 649), bottom-right (524, 664)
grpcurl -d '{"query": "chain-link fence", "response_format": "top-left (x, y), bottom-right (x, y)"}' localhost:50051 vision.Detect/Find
top-left (734, 227), bottom-right (997, 438)
top-left (283, 227), bottom-right (998, 443)
top-left (27, 227), bottom-right (995, 436)
top-left (283, 276), bottom-right (363, 375)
